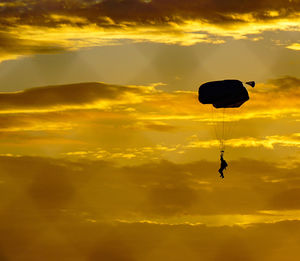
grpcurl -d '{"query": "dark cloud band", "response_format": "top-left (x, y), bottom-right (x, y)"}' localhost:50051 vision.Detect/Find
top-left (0, 82), bottom-right (146, 109)
top-left (1, 0), bottom-right (300, 28)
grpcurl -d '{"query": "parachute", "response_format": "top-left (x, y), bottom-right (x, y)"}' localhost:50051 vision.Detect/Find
top-left (198, 80), bottom-right (254, 108)
top-left (198, 79), bottom-right (255, 151)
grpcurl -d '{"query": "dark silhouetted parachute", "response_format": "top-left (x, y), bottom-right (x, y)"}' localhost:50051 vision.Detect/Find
top-left (197, 79), bottom-right (255, 152)
top-left (198, 80), bottom-right (255, 108)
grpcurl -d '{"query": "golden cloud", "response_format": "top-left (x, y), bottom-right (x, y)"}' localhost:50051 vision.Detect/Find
top-left (0, 77), bottom-right (298, 161)
top-left (1, 155), bottom-right (300, 260)
top-left (0, 31), bottom-right (68, 63)
top-left (0, 76), bottom-right (297, 134)
top-left (0, 82), bottom-right (157, 112)
top-left (188, 134), bottom-right (300, 149)
top-left (286, 43), bottom-right (300, 50)
top-left (0, 155), bottom-right (300, 221)
top-left (1, 0), bottom-right (300, 28)
top-left (1, 0), bottom-right (300, 61)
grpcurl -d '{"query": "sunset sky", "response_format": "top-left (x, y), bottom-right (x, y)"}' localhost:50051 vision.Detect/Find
top-left (0, 0), bottom-right (300, 260)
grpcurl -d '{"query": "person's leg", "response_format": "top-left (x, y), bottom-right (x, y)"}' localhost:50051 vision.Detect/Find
top-left (218, 169), bottom-right (224, 178)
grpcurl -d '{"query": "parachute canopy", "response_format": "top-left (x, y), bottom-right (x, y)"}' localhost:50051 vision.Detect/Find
top-left (198, 80), bottom-right (254, 108)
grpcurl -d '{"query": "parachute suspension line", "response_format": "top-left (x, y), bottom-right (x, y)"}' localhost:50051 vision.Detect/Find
top-left (209, 106), bottom-right (230, 153)
top-left (210, 105), bottom-right (219, 149)
top-left (220, 108), bottom-right (225, 153)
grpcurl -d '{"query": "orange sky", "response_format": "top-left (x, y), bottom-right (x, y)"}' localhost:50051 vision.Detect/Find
top-left (0, 0), bottom-right (300, 260)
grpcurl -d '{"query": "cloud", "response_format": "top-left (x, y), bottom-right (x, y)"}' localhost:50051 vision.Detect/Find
top-left (1, 155), bottom-right (300, 260)
top-left (0, 82), bottom-right (155, 111)
top-left (0, 77), bottom-right (298, 158)
top-left (144, 183), bottom-right (199, 216)
top-left (268, 76), bottom-right (300, 92)
top-left (1, 178), bottom-right (300, 261)
top-left (268, 188), bottom-right (300, 210)
top-left (286, 42), bottom-right (300, 50)
top-left (27, 165), bottom-right (76, 209)
top-left (1, 0), bottom-right (300, 61)
top-left (1, 0), bottom-right (300, 28)
top-left (63, 143), bottom-right (181, 161)
top-left (143, 121), bottom-right (177, 132)
top-left (87, 237), bottom-right (135, 261)
top-left (188, 134), bottom-right (300, 149)
top-left (1, 155), bottom-right (300, 220)
top-left (0, 31), bottom-right (68, 62)
top-left (0, 113), bottom-right (76, 132)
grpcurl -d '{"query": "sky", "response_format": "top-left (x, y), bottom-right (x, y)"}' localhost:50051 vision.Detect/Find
top-left (0, 0), bottom-right (300, 260)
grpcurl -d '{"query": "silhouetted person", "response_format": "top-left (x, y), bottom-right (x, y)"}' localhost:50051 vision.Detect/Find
top-left (218, 150), bottom-right (228, 178)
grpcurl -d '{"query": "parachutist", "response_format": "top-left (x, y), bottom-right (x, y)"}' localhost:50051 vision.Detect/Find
top-left (218, 150), bottom-right (228, 178)
top-left (198, 79), bottom-right (254, 178)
